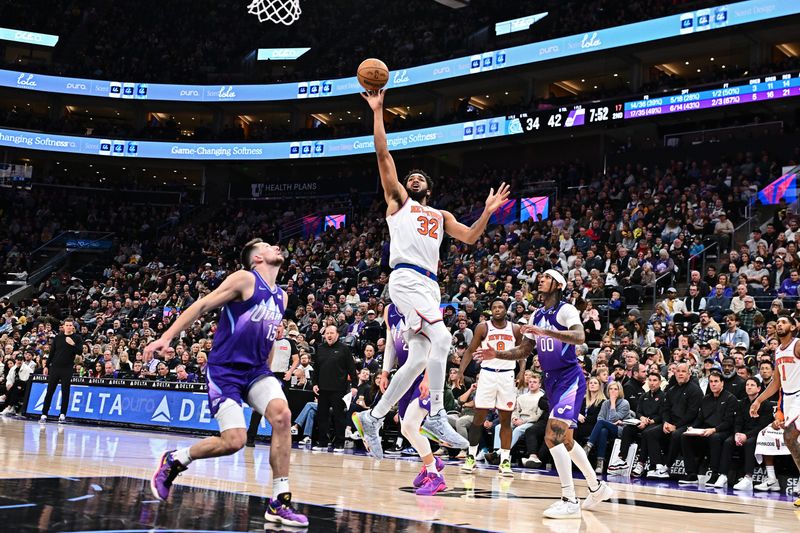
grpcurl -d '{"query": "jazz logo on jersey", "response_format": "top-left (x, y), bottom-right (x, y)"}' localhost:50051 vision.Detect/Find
top-left (250, 299), bottom-right (282, 322)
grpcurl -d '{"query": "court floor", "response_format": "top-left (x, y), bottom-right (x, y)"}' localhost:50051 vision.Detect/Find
top-left (1, 417), bottom-right (798, 532)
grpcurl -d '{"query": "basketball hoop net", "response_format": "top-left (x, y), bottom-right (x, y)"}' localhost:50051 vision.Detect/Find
top-left (248, 0), bottom-right (301, 25)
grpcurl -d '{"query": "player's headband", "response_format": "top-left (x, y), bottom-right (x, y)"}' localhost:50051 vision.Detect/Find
top-left (544, 269), bottom-right (566, 289)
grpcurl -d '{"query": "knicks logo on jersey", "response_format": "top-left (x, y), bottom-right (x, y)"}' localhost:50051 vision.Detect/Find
top-left (485, 333), bottom-right (514, 351)
top-left (249, 299), bottom-right (282, 323)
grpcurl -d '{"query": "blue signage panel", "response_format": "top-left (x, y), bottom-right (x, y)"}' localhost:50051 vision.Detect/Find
top-left (0, 1), bottom-right (796, 102)
top-left (257, 48), bottom-right (311, 60)
top-left (24, 382), bottom-right (272, 436)
top-left (0, 27), bottom-right (59, 47)
top-left (0, 116), bottom-right (517, 160)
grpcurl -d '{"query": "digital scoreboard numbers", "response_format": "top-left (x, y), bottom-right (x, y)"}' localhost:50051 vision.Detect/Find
top-left (510, 101), bottom-right (624, 135)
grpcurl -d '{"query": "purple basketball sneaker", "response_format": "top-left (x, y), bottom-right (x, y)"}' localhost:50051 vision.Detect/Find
top-left (413, 456), bottom-right (445, 488)
top-left (150, 450), bottom-right (188, 501)
top-left (265, 493), bottom-right (309, 527)
top-left (415, 472), bottom-right (447, 496)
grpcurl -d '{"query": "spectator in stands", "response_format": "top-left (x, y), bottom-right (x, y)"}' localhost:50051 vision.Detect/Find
top-left (678, 371), bottom-right (736, 486)
top-left (292, 400), bottom-right (319, 445)
top-left (1, 355), bottom-right (31, 415)
top-left (490, 373), bottom-right (544, 455)
top-left (609, 371), bottom-right (665, 475)
top-left (575, 377), bottom-right (606, 445)
top-left (714, 213), bottom-right (735, 254)
top-left (719, 377), bottom-right (774, 491)
top-left (720, 314), bottom-right (749, 353)
top-left (644, 363), bottom-right (703, 479)
top-left (720, 355), bottom-right (747, 400)
top-left (584, 381), bottom-right (632, 473)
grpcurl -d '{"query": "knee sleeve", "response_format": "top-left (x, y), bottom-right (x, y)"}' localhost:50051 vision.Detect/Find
top-left (401, 402), bottom-right (432, 457)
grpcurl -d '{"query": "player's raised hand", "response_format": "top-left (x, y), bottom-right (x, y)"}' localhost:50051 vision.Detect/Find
top-left (473, 347), bottom-right (497, 363)
top-left (361, 89), bottom-right (386, 111)
top-left (484, 182), bottom-right (511, 213)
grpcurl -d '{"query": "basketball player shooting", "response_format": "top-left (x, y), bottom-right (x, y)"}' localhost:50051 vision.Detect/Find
top-left (457, 298), bottom-right (524, 477)
top-left (750, 315), bottom-right (800, 508)
top-left (475, 270), bottom-right (614, 519)
top-left (354, 88), bottom-right (510, 459)
top-left (145, 239), bottom-right (308, 527)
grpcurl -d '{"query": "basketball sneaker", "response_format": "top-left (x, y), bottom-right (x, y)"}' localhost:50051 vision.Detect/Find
top-left (421, 411), bottom-right (469, 449)
top-left (498, 459), bottom-right (514, 477)
top-left (352, 411), bottom-right (384, 459)
top-left (265, 493), bottom-right (309, 527)
top-left (58, 414), bottom-right (65, 423)
top-left (582, 481), bottom-right (614, 510)
top-left (732, 477), bottom-right (753, 491)
top-left (794, 496), bottom-right (800, 508)
top-left (39, 415), bottom-right (47, 424)
top-left (413, 457), bottom-right (445, 488)
top-left (646, 464), bottom-right (670, 479)
top-left (415, 472), bottom-right (447, 496)
top-left (150, 450), bottom-right (188, 501)
top-left (754, 477), bottom-right (780, 491)
top-left (543, 497), bottom-right (581, 519)
top-left (461, 454), bottom-right (477, 473)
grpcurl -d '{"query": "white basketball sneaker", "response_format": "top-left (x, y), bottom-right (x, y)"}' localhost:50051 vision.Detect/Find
top-left (732, 477), bottom-right (753, 491)
top-left (543, 497), bottom-right (581, 519)
top-left (582, 481), bottom-right (615, 510)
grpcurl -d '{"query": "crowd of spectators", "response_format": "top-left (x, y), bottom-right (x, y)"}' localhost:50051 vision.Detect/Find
top-left (2, 0), bottom-right (722, 84)
top-left (1, 143), bottom-right (799, 488)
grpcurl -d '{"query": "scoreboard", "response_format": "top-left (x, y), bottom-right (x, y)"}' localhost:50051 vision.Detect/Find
top-left (508, 71), bottom-right (800, 135)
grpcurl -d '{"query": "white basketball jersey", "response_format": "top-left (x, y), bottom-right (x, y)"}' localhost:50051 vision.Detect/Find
top-left (481, 320), bottom-right (516, 370)
top-left (776, 338), bottom-right (800, 395)
top-left (269, 338), bottom-right (293, 373)
top-left (387, 198), bottom-right (444, 275)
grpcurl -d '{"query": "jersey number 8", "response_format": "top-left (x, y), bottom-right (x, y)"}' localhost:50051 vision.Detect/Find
top-left (416, 215), bottom-right (440, 239)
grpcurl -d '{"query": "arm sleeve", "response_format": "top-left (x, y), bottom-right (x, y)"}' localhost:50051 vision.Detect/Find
top-left (381, 328), bottom-right (397, 373)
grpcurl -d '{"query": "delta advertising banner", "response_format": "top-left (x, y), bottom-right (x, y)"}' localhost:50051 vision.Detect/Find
top-left (24, 379), bottom-right (273, 436)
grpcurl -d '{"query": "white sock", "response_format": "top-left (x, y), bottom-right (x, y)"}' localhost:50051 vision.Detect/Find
top-left (550, 444), bottom-right (577, 500)
top-left (272, 476), bottom-right (290, 500)
top-left (766, 465), bottom-right (776, 479)
top-left (568, 443), bottom-right (600, 491)
top-left (469, 445), bottom-right (479, 457)
top-left (500, 449), bottom-right (510, 463)
top-left (425, 459), bottom-right (439, 475)
top-left (173, 447), bottom-right (193, 466)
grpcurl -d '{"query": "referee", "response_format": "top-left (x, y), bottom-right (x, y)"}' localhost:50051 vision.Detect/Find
top-left (40, 318), bottom-right (83, 423)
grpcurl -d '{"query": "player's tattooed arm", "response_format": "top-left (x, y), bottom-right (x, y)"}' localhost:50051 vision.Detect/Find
top-left (522, 324), bottom-right (585, 346)
top-left (477, 336), bottom-right (534, 362)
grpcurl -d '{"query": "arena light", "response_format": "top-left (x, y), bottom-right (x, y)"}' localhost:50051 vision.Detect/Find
top-left (0, 27), bottom-right (58, 47)
top-left (256, 48), bottom-right (310, 61)
top-left (495, 12), bottom-right (548, 36)
top-left (433, 0), bottom-right (469, 9)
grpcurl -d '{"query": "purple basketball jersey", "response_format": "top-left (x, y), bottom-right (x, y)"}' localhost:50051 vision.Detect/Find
top-left (386, 304), bottom-right (409, 366)
top-left (386, 304), bottom-right (429, 418)
top-left (210, 270), bottom-right (285, 368)
top-left (530, 301), bottom-right (580, 373)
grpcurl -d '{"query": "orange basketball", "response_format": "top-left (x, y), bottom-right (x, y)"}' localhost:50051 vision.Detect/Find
top-left (357, 58), bottom-right (390, 91)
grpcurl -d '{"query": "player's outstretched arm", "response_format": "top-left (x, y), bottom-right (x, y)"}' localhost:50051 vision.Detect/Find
top-left (379, 306), bottom-right (397, 393)
top-left (362, 90), bottom-right (407, 213)
top-left (522, 324), bottom-right (586, 346)
top-left (442, 183), bottom-right (510, 244)
top-left (457, 322), bottom-right (487, 387)
top-left (475, 336), bottom-right (534, 362)
top-left (144, 270), bottom-right (251, 355)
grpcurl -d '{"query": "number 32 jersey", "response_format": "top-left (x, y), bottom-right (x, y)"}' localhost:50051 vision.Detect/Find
top-left (387, 197), bottom-right (444, 274)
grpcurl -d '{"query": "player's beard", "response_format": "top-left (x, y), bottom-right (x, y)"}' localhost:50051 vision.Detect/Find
top-left (405, 186), bottom-right (428, 203)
